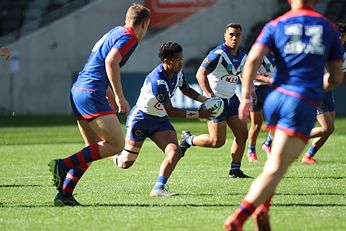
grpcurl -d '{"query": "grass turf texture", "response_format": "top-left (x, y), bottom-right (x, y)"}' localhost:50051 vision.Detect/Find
top-left (0, 115), bottom-right (345, 231)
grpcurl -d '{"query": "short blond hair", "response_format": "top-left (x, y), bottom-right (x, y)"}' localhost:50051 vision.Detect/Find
top-left (125, 3), bottom-right (151, 27)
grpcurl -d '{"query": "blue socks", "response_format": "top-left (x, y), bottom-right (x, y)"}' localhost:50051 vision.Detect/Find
top-left (306, 146), bottom-right (319, 157)
top-left (154, 176), bottom-right (168, 190)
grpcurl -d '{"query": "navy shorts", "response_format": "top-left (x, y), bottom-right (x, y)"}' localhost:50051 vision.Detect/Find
top-left (70, 87), bottom-right (114, 120)
top-left (253, 85), bottom-right (272, 112)
top-left (263, 89), bottom-right (316, 143)
top-left (211, 94), bottom-right (239, 123)
top-left (316, 91), bottom-right (335, 115)
top-left (125, 106), bottom-right (175, 142)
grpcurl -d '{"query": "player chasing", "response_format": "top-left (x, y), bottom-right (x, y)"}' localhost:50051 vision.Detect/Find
top-left (302, 22), bottom-right (346, 164)
top-left (247, 54), bottom-right (276, 162)
top-left (224, 0), bottom-right (343, 230)
top-left (47, 3), bottom-right (151, 206)
top-left (180, 23), bottom-right (251, 178)
top-left (111, 41), bottom-right (213, 196)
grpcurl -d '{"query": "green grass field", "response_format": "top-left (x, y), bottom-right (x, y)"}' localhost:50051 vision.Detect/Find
top-left (0, 116), bottom-right (345, 231)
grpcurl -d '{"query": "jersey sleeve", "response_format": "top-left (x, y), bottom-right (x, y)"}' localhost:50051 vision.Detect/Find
top-left (328, 29), bottom-right (344, 61)
top-left (200, 51), bottom-right (221, 73)
top-left (256, 23), bottom-right (275, 50)
top-left (151, 78), bottom-right (171, 104)
top-left (113, 34), bottom-right (137, 59)
top-left (178, 71), bottom-right (189, 89)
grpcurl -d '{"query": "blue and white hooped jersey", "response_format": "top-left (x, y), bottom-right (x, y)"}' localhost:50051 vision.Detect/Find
top-left (136, 64), bottom-right (188, 117)
top-left (256, 7), bottom-right (344, 105)
top-left (254, 54), bottom-right (276, 86)
top-left (200, 43), bottom-right (247, 98)
top-left (73, 26), bottom-right (138, 92)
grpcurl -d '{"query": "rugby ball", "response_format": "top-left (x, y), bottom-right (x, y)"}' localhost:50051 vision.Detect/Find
top-left (200, 97), bottom-right (224, 119)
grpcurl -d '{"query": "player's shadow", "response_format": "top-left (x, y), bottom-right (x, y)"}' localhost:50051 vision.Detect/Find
top-left (285, 176), bottom-right (346, 180)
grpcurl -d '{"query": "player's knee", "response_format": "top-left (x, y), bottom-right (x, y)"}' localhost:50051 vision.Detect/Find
top-left (326, 125), bottom-right (335, 135)
top-left (210, 139), bottom-right (225, 148)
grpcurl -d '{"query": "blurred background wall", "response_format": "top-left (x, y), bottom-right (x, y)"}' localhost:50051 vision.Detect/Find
top-left (0, 0), bottom-right (345, 115)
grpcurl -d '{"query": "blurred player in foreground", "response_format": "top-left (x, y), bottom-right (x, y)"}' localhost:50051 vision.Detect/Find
top-left (247, 54), bottom-right (275, 162)
top-left (302, 22), bottom-right (346, 164)
top-left (48, 3), bottom-right (151, 206)
top-left (0, 47), bottom-right (11, 59)
top-left (180, 23), bottom-right (250, 178)
top-left (112, 42), bottom-right (212, 196)
top-left (224, 0), bottom-right (343, 230)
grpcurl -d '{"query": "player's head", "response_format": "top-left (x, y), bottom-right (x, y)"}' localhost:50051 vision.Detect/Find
top-left (158, 42), bottom-right (184, 73)
top-left (224, 23), bottom-right (242, 50)
top-left (125, 3), bottom-right (151, 39)
top-left (336, 22), bottom-right (346, 43)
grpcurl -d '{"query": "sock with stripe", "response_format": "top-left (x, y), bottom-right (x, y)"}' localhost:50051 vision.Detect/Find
top-left (230, 162), bottom-right (241, 172)
top-left (153, 176), bottom-right (168, 190)
top-left (59, 143), bottom-right (101, 172)
top-left (306, 145), bottom-right (319, 158)
top-left (248, 145), bottom-right (256, 153)
top-left (233, 200), bottom-right (256, 226)
top-left (62, 163), bottom-right (89, 196)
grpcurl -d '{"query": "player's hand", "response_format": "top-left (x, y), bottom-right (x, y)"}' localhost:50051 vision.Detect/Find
top-left (115, 97), bottom-right (131, 115)
top-left (198, 107), bottom-right (215, 120)
top-left (0, 47), bottom-right (11, 60)
top-left (238, 99), bottom-right (252, 122)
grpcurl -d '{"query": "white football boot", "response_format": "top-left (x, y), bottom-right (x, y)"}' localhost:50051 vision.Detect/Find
top-left (149, 188), bottom-right (178, 197)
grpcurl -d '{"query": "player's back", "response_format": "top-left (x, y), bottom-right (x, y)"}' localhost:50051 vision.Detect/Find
top-left (258, 7), bottom-right (343, 104)
top-left (74, 26), bottom-right (138, 92)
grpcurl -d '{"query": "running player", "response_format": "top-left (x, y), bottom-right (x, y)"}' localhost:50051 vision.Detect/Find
top-left (180, 23), bottom-right (250, 178)
top-left (0, 47), bottom-right (11, 59)
top-left (48, 3), bottom-right (151, 206)
top-left (112, 42), bottom-right (212, 196)
top-left (247, 54), bottom-right (276, 162)
top-left (302, 21), bottom-right (346, 164)
top-left (224, 0), bottom-right (343, 230)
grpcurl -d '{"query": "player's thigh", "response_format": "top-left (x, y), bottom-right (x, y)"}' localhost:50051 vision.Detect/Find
top-left (208, 121), bottom-right (227, 144)
top-left (265, 129), bottom-right (306, 174)
top-left (227, 115), bottom-right (248, 139)
top-left (151, 130), bottom-right (180, 155)
top-left (77, 120), bottom-right (101, 146)
top-left (89, 114), bottom-right (124, 147)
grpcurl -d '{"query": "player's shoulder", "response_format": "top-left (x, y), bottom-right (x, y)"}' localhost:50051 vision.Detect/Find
top-left (209, 43), bottom-right (227, 55)
top-left (148, 64), bottom-right (168, 82)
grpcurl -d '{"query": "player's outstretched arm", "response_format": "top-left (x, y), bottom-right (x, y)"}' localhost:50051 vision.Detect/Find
top-left (180, 86), bottom-right (208, 102)
top-left (162, 101), bottom-right (212, 120)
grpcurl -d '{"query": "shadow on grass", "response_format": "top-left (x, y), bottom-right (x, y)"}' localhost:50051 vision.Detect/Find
top-left (0, 184), bottom-right (45, 188)
top-left (285, 176), bottom-right (346, 180)
top-left (1, 202), bottom-right (346, 208)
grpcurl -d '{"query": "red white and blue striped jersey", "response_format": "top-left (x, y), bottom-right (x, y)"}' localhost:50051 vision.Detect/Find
top-left (74, 26), bottom-right (138, 92)
top-left (256, 7), bottom-right (344, 105)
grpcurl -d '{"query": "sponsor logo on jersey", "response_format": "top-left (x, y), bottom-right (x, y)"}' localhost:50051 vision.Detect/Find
top-left (221, 74), bottom-right (238, 83)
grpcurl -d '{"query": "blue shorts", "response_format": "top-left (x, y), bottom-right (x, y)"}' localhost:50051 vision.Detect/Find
top-left (253, 85), bottom-right (272, 112)
top-left (263, 89), bottom-right (316, 143)
top-left (316, 91), bottom-right (335, 115)
top-left (126, 106), bottom-right (175, 142)
top-left (70, 86), bottom-right (114, 120)
top-left (211, 94), bottom-right (239, 123)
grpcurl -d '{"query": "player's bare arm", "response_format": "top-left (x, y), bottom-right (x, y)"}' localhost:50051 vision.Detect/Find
top-left (239, 44), bottom-right (269, 121)
top-left (162, 101), bottom-right (211, 119)
top-left (324, 61), bottom-right (343, 91)
top-left (196, 66), bottom-right (215, 98)
top-left (179, 86), bottom-right (208, 102)
top-left (105, 47), bottom-right (131, 115)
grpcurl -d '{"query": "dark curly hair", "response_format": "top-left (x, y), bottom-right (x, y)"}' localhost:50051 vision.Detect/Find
top-left (158, 42), bottom-right (183, 62)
